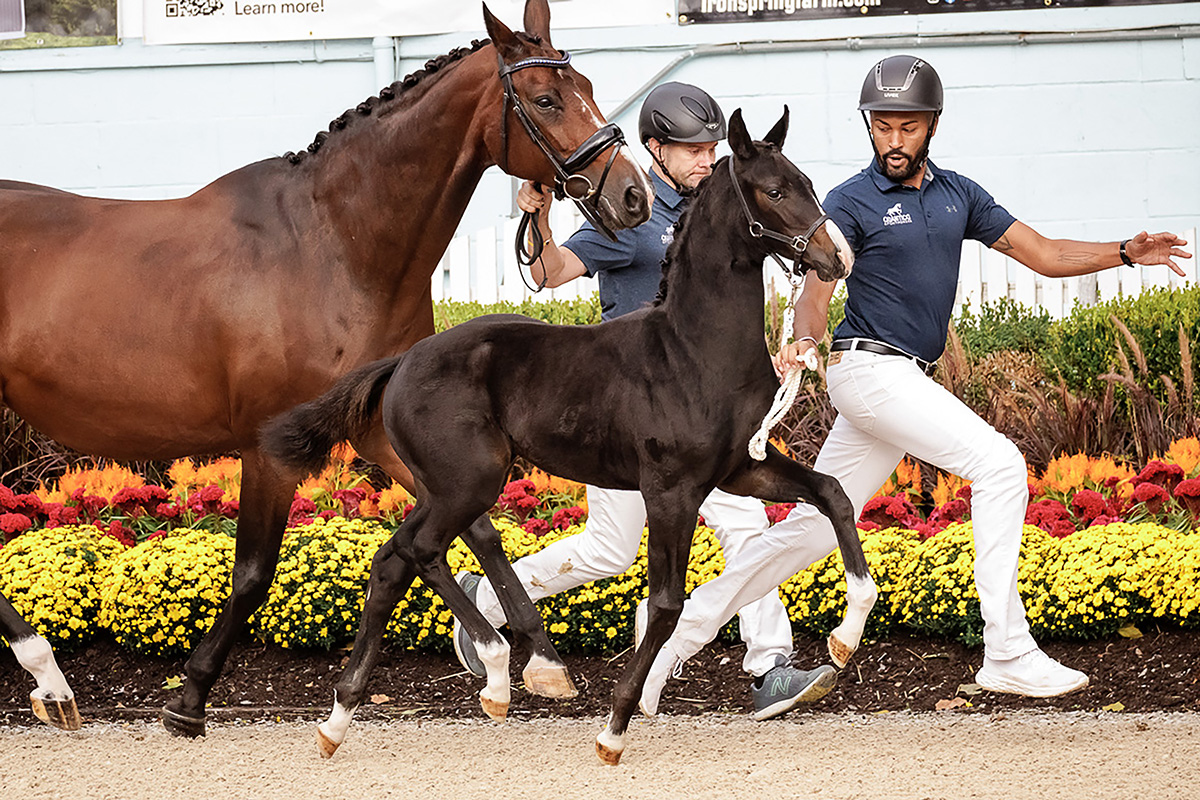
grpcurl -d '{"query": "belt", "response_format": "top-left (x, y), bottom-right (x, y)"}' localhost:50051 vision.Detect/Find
top-left (830, 338), bottom-right (938, 376)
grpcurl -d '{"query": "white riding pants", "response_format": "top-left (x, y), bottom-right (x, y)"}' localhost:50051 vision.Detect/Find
top-left (473, 485), bottom-right (794, 677)
top-left (662, 348), bottom-right (1039, 665)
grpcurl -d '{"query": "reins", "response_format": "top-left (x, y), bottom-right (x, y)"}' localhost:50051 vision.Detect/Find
top-left (496, 49), bottom-right (628, 290)
top-left (726, 156), bottom-right (824, 461)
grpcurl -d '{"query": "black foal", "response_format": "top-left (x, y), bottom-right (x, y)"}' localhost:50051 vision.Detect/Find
top-left (262, 108), bottom-right (876, 764)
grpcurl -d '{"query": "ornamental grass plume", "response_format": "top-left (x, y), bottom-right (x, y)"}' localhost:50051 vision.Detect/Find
top-left (0, 525), bottom-right (126, 650)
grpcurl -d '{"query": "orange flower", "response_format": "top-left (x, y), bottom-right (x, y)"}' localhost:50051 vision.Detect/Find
top-left (167, 457), bottom-right (241, 502)
top-left (36, 463), bottom-right (145, 504)
top-left (1164, 437), bottom-right (1200, 478)
top-left (376, 483), bottom-right (413, 517)
top-left (930, 472), bottom-right (971, 508)
top-left (523, 468), bottom-right (585, 502)
top-left (876, 457), bottom-right (922, 500)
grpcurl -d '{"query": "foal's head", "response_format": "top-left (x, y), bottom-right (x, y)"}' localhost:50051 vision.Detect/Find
top-left (483, 0), bottom-right (653, 234)
top-left (724, 108), bottom-right (853, 283)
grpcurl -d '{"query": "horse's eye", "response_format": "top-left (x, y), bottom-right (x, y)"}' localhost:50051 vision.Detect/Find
top-left (766, 189), bottom-right (783, 201)
top-left (534, 96), bottom-right (557, 111)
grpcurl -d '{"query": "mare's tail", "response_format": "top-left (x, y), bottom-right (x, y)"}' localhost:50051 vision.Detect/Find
top-left (260, 355), bottom-right (402, 476)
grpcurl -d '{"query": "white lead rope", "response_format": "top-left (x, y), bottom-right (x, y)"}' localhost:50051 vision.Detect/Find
top-left (749, 267), bottom-right (814, 461)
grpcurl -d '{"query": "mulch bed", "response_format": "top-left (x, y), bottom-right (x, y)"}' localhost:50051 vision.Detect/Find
top-left (3, 627), bottom-right (1197, 726)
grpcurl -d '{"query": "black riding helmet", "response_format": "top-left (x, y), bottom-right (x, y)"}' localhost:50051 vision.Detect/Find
top-left (638, 82), bottom-right (727, 146)
top-left (858, 55), bottom-right (943, 113)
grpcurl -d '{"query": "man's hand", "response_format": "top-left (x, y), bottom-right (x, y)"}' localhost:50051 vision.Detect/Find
top-left (771, 340), bottom-right (820, 381)
top-left (1125, 231), bottom-right (1192, 276)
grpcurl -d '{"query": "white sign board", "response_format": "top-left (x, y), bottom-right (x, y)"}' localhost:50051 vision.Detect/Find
top-left (143, 0), bottom-right (673, 45)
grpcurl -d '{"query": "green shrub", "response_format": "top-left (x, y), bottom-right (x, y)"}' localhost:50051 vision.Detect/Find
top-left (434, 296), bottom-right (601, 332)
top-left (954, 297), bottom-right (1053, 361)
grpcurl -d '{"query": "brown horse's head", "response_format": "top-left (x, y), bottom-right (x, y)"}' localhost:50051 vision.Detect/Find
top-left (483, 0), bottom-right (653, 235)
top-left (726, 107), bottom-right (854, 284)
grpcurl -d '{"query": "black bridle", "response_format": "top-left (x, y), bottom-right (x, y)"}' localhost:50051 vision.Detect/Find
top-left (727, 156), bottom-right (828, 278)
top-left (497, 50), bottom-right (627, 287)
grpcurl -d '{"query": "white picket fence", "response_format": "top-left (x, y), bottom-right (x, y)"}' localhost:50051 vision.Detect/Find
top-left (432, 215), bottom-right (1198, 319)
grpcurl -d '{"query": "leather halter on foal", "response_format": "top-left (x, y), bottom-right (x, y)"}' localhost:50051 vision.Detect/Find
top-left (727, 156), bottom-right (828, 279)
top-left (497, 50), bottom-right (628, 284)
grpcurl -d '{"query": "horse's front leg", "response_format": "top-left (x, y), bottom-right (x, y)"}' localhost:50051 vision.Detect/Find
top-left (460, 516), bottom-right (576, 700)
top-left (722, 447), bottom-right (877, 668)
top-left (162, 448), bottom-right (296, 737)
top-left (2, 592), bottom-right (80, 730)
top-left (596, 486), bottom-right (704, 766)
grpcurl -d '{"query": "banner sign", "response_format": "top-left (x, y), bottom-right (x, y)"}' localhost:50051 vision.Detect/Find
top-left (144, 0), bottom-right (673, 45)
top-left (677, 0), bottom-right (1189, 25)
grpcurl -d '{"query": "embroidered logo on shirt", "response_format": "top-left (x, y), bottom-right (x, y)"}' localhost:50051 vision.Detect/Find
top-left (883, 202), bottom-right (913, 226)
top-left (662, 223), bottom-right (675, 246)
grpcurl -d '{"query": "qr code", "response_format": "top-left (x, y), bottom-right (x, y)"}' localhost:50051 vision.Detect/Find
top-left (165, 0), bottom-right (224, 16)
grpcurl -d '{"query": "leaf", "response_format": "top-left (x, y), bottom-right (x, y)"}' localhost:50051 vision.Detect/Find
top-left (369, 694), bottom-right (391, 704)
top-left (162, 675), bottom-right (184, 690)
top-left (935, 697), bottom-right (969, 711)
top-left (957, 682), bottom-right (982, 696)
top-left (1102, 702), bottom-right (1126, 712)
top-left (1118, 625), bottom-right (1143, 639)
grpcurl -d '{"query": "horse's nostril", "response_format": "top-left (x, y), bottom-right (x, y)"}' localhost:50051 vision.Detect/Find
top-left (624, 184), bottom-right (648, 216)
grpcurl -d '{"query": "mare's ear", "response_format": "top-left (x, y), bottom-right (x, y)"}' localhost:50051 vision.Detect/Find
top-left (484, 3), bottom-right (523, 63)
top-left (727, 108), bottom-right (755, 160)
top-left (523, 0), bottom-right (552, 45)
top-left (764, 105), bottom-right (789, 149)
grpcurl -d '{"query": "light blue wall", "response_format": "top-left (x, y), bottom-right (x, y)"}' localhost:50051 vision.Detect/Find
top-left (2, 4), bottom-right (1198, 244)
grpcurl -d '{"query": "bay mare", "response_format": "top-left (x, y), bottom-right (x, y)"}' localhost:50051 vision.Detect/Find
top-left (0, 0), bottom-right (651, 736)
top-left (262, 108), bottom-right (878, 764)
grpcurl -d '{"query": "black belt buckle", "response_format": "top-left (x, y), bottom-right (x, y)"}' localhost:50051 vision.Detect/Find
top-left (832, 338), bottom-right (937, 376)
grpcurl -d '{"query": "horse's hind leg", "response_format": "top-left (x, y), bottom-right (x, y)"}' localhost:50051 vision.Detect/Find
top-left (316, 519), bottom-right (422, 758)
top-left (723, 449), bottom-right (877, 667)
top-left (461, 516), bottom-right (575, 699)
top-left (162, 448), bottom-right (296, 737)
top-left (597, 487), bottom-right (704, 766)
top-left (2, 592), bottom-right (81, 730)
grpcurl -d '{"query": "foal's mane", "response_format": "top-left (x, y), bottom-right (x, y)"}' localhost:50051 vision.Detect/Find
top-left (652, 154), bottom-right (736, 307)
top-left (282, 33), bottom-right (544, 166)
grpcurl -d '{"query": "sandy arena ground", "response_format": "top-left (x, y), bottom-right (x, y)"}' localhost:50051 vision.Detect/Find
top-left (1, 711), bottom-right (1197, 799)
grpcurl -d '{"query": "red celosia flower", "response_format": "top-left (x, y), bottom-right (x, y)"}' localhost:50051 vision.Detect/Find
top-left (0, 485), bottom-right (16, 510)
top-left (0, 512), bottom-right (33, 538)
top-left (1133, 460), bottom-right (1185, 494)
top-left (317, 510), bottom-right (338, 521)
top-left (70, 489), bottom-right (108, 519)
top-left (332, 488), bottom-right (367, 518)
top-left (155, 503), bottom-right (182, 521)
top-left (1050, 519), bottom-right (1077, 538)
top-left (219, 501), bottom-right (239, 518)
top-left (551, 505), bottom-right (586, 530)
top-left (497, 480), bottom-right (540, 522)
top-left (1070, 490), bottom-right (1108, 523)
top-left (1172, 478), bottom-right (1200, 520)
top-left (859, 495), bottom-right (919, 530)
top-left (856, 520), bottom-right (880, 532)
top-left (1025, 499), bottom-right (1071, 534)
top-left (764, 503), bottom-right (796, 524)
top-left (1089, 514), bottom-right (1120, 527)
top-left (522, 517), bottom-right (551, 537)
top-left (1133, 482), bottom-right (1169, 515)
top-left (929, 498), bottom-right (969, 528)
top-left (98, 520), bottom-right (135, 548)
top-left (288, 496), bottom-right (318, 527)
top-left (11, 493), bottom-right (44, 518)
top-left (189, 485), bottom-right (226, 515)
top-left (43, 503), bottom-right (80, 528)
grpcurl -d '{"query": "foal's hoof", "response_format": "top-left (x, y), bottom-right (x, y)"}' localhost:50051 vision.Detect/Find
top-left (31, 694), bottom-right (81, 731)
top-left (827, 633), bottom-right (857, 669)
top-left (595, 726), bottom-right (626, 766)
top-left (523, 663), bottom-right (578, 699)
top-left (161, 705), bottom-right (207, 738)
top-left (316, 725), bottom-right (340, 759)
top-left (479, 694), bottom-right (508, 722)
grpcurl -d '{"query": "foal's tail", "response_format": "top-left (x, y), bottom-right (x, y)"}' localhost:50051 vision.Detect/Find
top-left (260, 356), bottom-right (402, 476)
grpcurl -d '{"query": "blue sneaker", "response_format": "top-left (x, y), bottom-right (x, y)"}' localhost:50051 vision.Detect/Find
top-left (751, 655), bottom-right (836, 721)
top-left (452, 572), bottom-right (487, 678)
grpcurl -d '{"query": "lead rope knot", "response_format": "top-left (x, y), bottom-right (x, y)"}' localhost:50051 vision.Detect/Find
top-left (749, 268), bottom-right (814, 461)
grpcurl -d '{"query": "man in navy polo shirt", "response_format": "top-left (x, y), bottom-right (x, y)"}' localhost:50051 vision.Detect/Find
top-left (452, 82), bottom-right (838, 721)
top-left (638, 55), bottom-right (1190, 712)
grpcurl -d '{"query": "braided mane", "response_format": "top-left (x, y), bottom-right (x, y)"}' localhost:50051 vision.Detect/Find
top-left (284, 35), bottom-right (540, 165)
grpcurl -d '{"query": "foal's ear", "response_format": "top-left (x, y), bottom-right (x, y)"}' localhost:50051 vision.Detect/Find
top-left (523, 0), bottom-right (552, 45)
top-left (484, 3), bottom-right (523, 63)
top-left (727, 108), bottom-right (755, 160)
top-left (764, 105), bottom-right (789, 149)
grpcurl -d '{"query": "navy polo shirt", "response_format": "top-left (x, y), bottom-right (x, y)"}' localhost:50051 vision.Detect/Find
top-left (563, 171), bottom-right (685, 321)
top-left (825, 159), bottom-right (1016, 362)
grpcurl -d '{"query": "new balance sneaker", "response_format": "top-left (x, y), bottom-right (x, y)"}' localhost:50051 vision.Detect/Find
top-left (751, 655), bottom-right (837, 721)
top-left (975, 649), bottom-right (1089, 698)
top-left (451, 572), bottom-right (487, 678)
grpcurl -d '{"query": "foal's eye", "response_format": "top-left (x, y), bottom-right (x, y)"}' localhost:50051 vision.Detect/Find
top-left (766, 189), bottom-right (783, 201)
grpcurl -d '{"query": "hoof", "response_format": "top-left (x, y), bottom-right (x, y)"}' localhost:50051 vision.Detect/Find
top-left (316, 725), bottom-right (340, 759)
top-left (523, 664), bottom-right (578, 699)
top-left (480, 694), bottom-right (508, 722)
top-left (161, 705), bottom-right (206, 738)
top-left (31, 695), bottom-right (81, 731)
top-left (595, 737), bottom-right (623, 766)
top-left (828, 633), bottom-right (857, 669)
